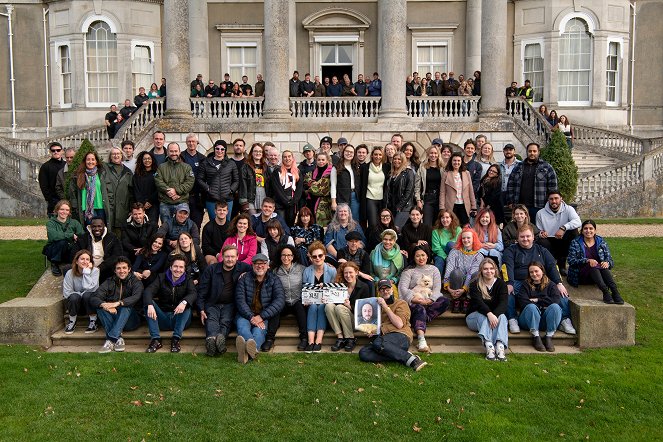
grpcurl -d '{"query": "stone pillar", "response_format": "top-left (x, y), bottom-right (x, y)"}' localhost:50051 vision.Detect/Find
top-left (189, 0), bottom-right (209, 81)
top-left (465, 0), bottom-right (481, 75)
top-left (378, 0), bottom-right (408, 119)
top-left (163, 0), bottom-right (192, 118)
top-left (262, 0), bottom-right (291, 120)
top-left (479, 0), bottom-right (506, 116)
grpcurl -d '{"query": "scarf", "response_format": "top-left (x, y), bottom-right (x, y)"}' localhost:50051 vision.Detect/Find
top-left (372, 242), bottom-right (404, 273)
top-left (369, 162), bottom-right (382, 175)
top-left (280, 167), bottom-right (297, 194)
top-left (84, 167), bottom-right (98, 222)
top-left (166, 269), bottom-right (186, 287)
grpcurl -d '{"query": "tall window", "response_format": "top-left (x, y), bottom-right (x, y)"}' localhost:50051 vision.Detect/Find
top-left (227, 45), bottom-right (257, 83)
top-left (558, 18), bottom-right (592, 104)
top-left (59, 45), bottom-right (72, 105)
top-left (416, 44), bottom-right (448, 75)
top-left (606, 42), bottom-right (620, 104)
top-left (85, 21), bottom-right (118, 104)
top-left (132, 45), bottom-right (153, 93)
top-left (523, 43), bottom-right (544, 103)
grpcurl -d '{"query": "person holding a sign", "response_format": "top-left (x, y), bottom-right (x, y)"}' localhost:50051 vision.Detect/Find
top-left (326, 262), bottom-right (371, 352)
top-left (358, 279), bottom-right (427, 371)
top-left (302, 241), bottom-right (337, 353)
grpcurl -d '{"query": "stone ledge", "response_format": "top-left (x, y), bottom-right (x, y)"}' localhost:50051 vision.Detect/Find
top-left (570, 298), bottom-right (636, 349)
top-left (0, 296), bottom-right (63, 347)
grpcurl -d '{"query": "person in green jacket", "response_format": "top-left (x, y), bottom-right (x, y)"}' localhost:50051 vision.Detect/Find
top-left (44, 199), bottom-right (84, 276)
top-left (431, 209), bottom-right (462, 277)
top-left (105, 147), bottom-right (134, 235)
top-left (68, 151), bottom-right (110, 227)
top-left (155, 142), bottom-right (195, 224)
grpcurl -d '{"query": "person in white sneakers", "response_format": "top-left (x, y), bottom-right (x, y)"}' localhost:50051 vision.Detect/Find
top-left (62, 249), bottom-right (100, 335)
top-left (90, 256), bottom-right (143, 353)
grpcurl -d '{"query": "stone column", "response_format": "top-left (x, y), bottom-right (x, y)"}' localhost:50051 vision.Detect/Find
top-left (262, 0), bottom-right (291, 120)
top-left (188, 0), bottom-right (209, 81)
top-left (465, 0), bottom-right (481, 75)
top-left (163, 0), bottom-right (192, 118)
top-left (378, 0), bottom-right (408, 119)
top-left (479, 0), bottom-right (507, 116)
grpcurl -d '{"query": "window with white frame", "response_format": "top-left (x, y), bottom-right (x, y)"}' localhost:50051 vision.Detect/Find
top-left (606, 41), bottom-right (620, 104)
top-left (227, 44), bottom-right (257, 83)
top-left (558, 18), bottom-right (592, 104)
top-left (59, 45), bottom-right (72, 106)
top-left (132, 45), bottom-right (153, 93)
top-left (416, 43), bottom-right (448, 75)
top-left (85, 21), bottom-right (118, 104)
top-left (523, 43), bottom-right (544, 103)
top-left (321, 43), bottom-right (354, 65)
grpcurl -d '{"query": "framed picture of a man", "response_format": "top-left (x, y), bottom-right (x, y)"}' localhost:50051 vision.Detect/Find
top-left (354, 298), bottom-right (381, 335)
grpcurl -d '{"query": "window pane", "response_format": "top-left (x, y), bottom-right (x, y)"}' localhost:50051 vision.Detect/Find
top-left (338, 44), bottom-right (352, 64)
top-left (86, 21), bottom-right (117, 103)
top-left (416, 44), bottom-right (448, 78)
top-left (244, 47), bottom-right (257, 64)
top-left (558, 18), bottom-right (591, 103)
top-left (321, 45), bottom-right (335, 64)
top-left (523, 43), bottom-right (544, 102)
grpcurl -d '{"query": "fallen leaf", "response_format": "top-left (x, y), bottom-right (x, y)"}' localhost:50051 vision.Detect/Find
top-left (560, 433), bottom-right (565, 437)
top-left (435, 416), bottom-right (442, 423)
top-left (579, 399), bottom-right (585, 404)
top-left (469, 392), bottom-right (476, 395)
top-left (171, 411), bottom-right (177, 417)
top-left (412, 424), bottom-right (422, 433)
top-left (456, 424), bottom-right (464, 430)
top-left (446, 398), bottom-right (451, 404)
top-left (130, 386), bottom-right (139, 390)
top-left (144, 401), bottom-right (153, 405)
top-left (131, 400), bottom-right (143, 407)
top-left (357, 388), bottom-right (365, 393)
top-left (373, 421), bottom-right (378, 426)
top-left (23, 368), bottom-right (28, 373)
top-left (508, 397), bottom-right (512, 402)
top-left (332, 379), bottom-right (337, 385)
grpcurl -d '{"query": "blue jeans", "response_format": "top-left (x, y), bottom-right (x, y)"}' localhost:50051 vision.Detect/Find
top-left (236, 316), bottom-right (267, 349)
top-left (97, 307), bottom-right (141, 342)
top-left (160, 204), bottom-right (178, 225)
top-left (145, 303), bottom-right (192, 339)
top-left (466, 311), bottom-right (509, 347)
top-left (507, 280), bottom-right (524, 320)
top-left (359, 332), bottom-right (413, 366)
top-left (205, 200), bottom-right (233, 223)
top-left (307, 304), bottom-right (327, 332)
top-left (349, 192), bottom-right (360, 222)
top-left (519, 303), bottom-right (562, 334)
top-left (433, 256), bottom-right (446, 277)
top-left (559, 296), bottom-right (571, 320)
top-left (204, 303), bottom-right (235, 338)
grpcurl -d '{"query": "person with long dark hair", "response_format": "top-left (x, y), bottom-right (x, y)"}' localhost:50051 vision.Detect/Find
top-left (331, 144), bottom-right (361, 221)
top-left (69, 151), bottom-right (110, 226)
top-left (260, 218), bottom-right (295, 263)
top-left (133, 151), bottom-right (160, 224)
top-left (358, 146), bottom-right (390, 228)
top-left (304, 151), bottom-right (333, 227)
top-left (290, 206), bottom-right (323, 265)
top-left (398, 206), bottom-right (433, 259)
top-left (401, 142), bottom-right (420, 173)
top-left (171, 231), bottom-right (207, 285)
top-left (439, 152), bottom-right (476, 226)
top-left (222, 213), bottom-right (258, 265)
top-left (414, 145), bottom-right (444, 226)
top-left (132, 233), bottom-right (167, 287)
top-left (239, 142), bottom-right (270, 215)
top-left (385, 152), bottom-right (416, 229)
top-left (478, 164), bottom-right (505, 225)
top-left (366, 208), bottom-right (397, 252)
top-left (62, 249), bottom-right (100, 334)
top-left (431, 209), bottom-right (462, 276)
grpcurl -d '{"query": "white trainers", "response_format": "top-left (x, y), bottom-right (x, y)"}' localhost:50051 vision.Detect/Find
top-left (485, 342), bottom-right (496, 361)
top-left (114, 337), bottom-right (126, 352)
top-left (508, 318), bottom-right (521, 334)
top-left (559, 318), bottom-right (576, 335)
top-left (417, 338), bottom-right (430, 352)
top-left (99, 339), bottom-right (114, 353)
top-left (495, 342), bottom-right (507, 362)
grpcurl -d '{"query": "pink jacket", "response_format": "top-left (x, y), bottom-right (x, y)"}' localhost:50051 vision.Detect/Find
top-left (222, 234), bottom-right (257, 265)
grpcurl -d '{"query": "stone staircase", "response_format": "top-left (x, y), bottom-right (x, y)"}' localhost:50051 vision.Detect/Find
top-left (572, 149), bottom-right (620, 175)
top-left (47, 312), bottom-right (580, 355)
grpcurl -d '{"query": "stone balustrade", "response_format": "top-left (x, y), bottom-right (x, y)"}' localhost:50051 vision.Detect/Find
top-left (573, 125), bottom-right (643, 156)
top-left (190, 97), bottom-right (264, 120)
top-left (289, 97), bottom-right (381, 119)
top-left (406, 96), bottom-right (480, 121)
top-left (506, 97), bottom-right (551, 146)
top-left (1, 124), bottom-right (109, 158)
top-left (576, 161), bottom-right (642, 202)
top-left (118, 98), bottom-right (166, 141)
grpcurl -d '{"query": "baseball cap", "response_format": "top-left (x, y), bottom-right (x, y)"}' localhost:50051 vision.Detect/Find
top-left (252, 253), bottom-right (269, 263)
top-left (503, 143), bottom-right (515, 150)
top-left (175, 203), bottom-right (190, 213)
top-left (377, 279), bottom-right (391, 289)
top-left (337, 137), bottom-right (348, 145)
top-left (432, 138), bottom-right (443, 146)
top-left (345, 231), bottom-right (363, 242)
top-left (320, 136), bottom-right (332, 146)
top-left (302, 143), bottom-right (315, 153)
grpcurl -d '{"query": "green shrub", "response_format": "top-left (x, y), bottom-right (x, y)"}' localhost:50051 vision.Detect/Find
top-left (64, 139), bottom-right (97, 200)
top-left (541, 129), bottom-right (578, 202)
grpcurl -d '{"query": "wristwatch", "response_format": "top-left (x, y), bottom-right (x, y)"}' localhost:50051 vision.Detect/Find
top-left (560, 226), bottom-right (567, 231)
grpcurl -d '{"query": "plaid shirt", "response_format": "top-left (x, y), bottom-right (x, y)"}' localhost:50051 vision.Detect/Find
top-left (506, 159), bottom-right (557, 208)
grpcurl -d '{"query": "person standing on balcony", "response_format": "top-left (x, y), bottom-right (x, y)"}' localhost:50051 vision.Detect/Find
top-left (240, 76), bottom-right (253, 96)
top-left (472, 71), bottom-right (481, 96)
top-left (300, 73), bottom-right (315, 97)
top-left (148, 82), bottom-right (160, 99)
top-left (444, 72), bottom-right (460, 96)
top-left (149, 131), bottom-right (167, 165)
top-left (341, 77), bottom-right (354, 96)
top-left (222, 73), bottom-right (233, 93)
top-left (181, 133), bottom-right (206, 229)
top-left (118, 99), bottom-right (136, 129)
top-left (254, 74), bottom-right (265, 97)
top-left (430, 71), bottom-right (444, 96)
top-left (518, 79), bottom-right (534, 104)
top-left (368, 72), bottom-right (381, 97)
top-left (405, 75), bottom-right (415, 96)
top-left (506, 142), bottom-right (558, 221)
top-left (204, 80), bottom-right (220, 98)
top-left (506, 81), bottom-right (519, 98)
top-left (313, 76), bottom-right (326, 97)
top-left (134, 87), bottom-right (149, 108)
top-left (39, 142), bottom-right (65, 215)
top-left (104, 105), bottom-right (119, 139)
top-left (190, 74), bottom-right (204, 91)
top-left (289, 71), bottom-right (301, 97)
top-left (155, 142), bottom-right (195, 224)
top-left (159, 78), bottom-right (166, 98)
top-left (327, 76), bottom-right (342, 97)
top-left (352, 74), bottom-right (368, 96)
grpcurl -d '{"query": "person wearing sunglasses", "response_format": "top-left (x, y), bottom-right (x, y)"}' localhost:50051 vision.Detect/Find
top-left (302, 241), bottom-right (337, 353)
top-left (39, 142), bottom-right (65, 215)
top-left (196, 140), bottom-right (239, 222)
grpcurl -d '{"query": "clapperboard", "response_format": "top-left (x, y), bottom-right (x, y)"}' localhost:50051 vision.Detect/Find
top-left (301, 283), bottom-right (348, 305)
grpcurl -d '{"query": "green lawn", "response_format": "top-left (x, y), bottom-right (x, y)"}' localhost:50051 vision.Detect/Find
top-left (0, 217), bottom-right (47, 226)
top-left (594, 217), bottom-right (663, 225)
top-left (0, 238), bottom-right (661, 440)
top-left (0, 240), bottom-right (46, 303)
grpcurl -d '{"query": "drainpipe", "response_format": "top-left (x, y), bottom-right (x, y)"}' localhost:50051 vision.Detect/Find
top-left (0, 5), bottom-right (16, 137)
top-left (43, 8), bottom-right (50, 137)
top-left (629, 1), bottom-right (637, 135)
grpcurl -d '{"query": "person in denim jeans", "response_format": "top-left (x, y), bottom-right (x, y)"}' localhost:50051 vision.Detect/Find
top-left (302, 241), bottom-right (337, 353)
top-left (144, 255), bottom-right (198, 353)
top-left (90, 256), bottom-right (143, 353)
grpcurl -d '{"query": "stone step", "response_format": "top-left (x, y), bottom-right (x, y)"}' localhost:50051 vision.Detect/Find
top-left (572, 149), bottom-right (619, 175)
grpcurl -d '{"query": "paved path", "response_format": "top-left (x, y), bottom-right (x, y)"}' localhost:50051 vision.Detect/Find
top-left (0, 224), bottom-right (661, 240)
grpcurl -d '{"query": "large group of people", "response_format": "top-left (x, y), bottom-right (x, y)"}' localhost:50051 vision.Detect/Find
top-left (39, 129), bottom-right (624, 369)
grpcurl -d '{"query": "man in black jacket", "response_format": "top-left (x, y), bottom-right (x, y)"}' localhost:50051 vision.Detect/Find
top-left (196, 140), bottom-right (239, 222)
top-left (198, 244), bottom-right (251, 356)
top-left (121, 203), bottom-right (156, 262)
top-left (74, 217), bottom-right (123, 283)
top-left (202, 201), bottom-right (229, 265)
top-left (134, 87), bottom-right (149, 108)
top-left (38, 142), bottom-right (65, 215)
top-left (90, 256), bottom-right (143, 353)
top-left (144, 254), bottom-right (198, 353)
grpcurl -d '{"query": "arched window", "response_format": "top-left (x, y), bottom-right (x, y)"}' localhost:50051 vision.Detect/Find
top-left (85, 21), bottom-right (118, 104)
top-left (558, 18), bottom-right (592, 104)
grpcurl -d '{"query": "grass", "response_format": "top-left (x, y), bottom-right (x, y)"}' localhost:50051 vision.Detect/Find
top-left (0, 217), bottom-right (47, 226)
top-left (594, 217), bottom-right (663, 225)
top-left (0, 240), bottom-right (46, 303)
top-left (0, 238), bottom-right (662, 440)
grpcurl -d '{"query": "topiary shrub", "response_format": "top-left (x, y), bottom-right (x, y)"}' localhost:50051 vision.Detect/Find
top-left (64, 139), bottom-right (97, 200)
top-left (541, 129), bottom-right (578, 202)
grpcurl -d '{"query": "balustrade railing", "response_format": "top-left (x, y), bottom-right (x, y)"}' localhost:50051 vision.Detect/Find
top-left (576, 161), bottom-right (642, 202)
top-left (190, 97), bottom-right (264, 120)
top-left (507, 97), bottom-right (552, 146)
top-left (650, 148), bottom-right (663, 179)
top-left (119, 98), bottom-right (166, 141)
top-left (573, 125), bottom-right (643, 156)
top-left (0, 142), bottom-right (41, 197)
top-left (1, 125), bottom-right (109, 158)
top-left (289, 97), bottom-right (381, 119)
top-left (406, 96), bottom-right (480, 121)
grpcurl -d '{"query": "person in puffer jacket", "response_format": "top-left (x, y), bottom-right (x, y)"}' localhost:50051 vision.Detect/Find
top-left (196, 140), bottom-right (239, 222)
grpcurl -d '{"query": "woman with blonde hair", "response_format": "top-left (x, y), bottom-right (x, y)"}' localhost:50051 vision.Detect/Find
top-left (171, 232), bottom-right (206, 284)
top-left (302, 241), bottom-right (337, 353)
top-left (269, 150), bottom-right (302, 226)
top-left (466, 258), bottom-right (509, 361)
top-left (444, 227), bottom-right (484, 314)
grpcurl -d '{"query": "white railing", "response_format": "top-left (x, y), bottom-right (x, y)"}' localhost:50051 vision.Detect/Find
top-left (406, 96), bottom-right (480, 121)
top-left (289, 97), bottom-right (381, 119)
top-left (576, 161), bottom-right (642, 202)
top-left (650, 148), bottom-right (663, 179)
top-left (190, 97), bottom-right (264, 120)
top-left (1, 124), bottom-right (109, 158)
top-left (573, 124), bottom-right (643, 156)
top-left (118, 98), bottom-right (166, 141)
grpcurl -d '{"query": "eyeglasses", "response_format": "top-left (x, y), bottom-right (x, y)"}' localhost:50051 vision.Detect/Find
top-left (51, 148), bottom-right (62, 153)
top-left (215, 147), bottom-right (226, 151)
top-left (380, 215), bottom-right (391, 219)
top-left (379, 286), bottom-right (391, 291)
top-left (310, 253), bottom-right (325, 259)
top-left (281, 254), bottom-right (293, 258)
top-left (488, 169), bottom-right (498, 174)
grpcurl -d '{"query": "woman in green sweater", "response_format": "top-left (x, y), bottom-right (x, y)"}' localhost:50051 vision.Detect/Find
top-left (44, 199), bottom-right (84, 276)
top-left (431, 210), bottom-right (462, 277)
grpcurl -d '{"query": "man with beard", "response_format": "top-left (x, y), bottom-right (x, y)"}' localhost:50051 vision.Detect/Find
top-left (155, 142), bottom-right (195, 224)
top-left (535, 190), bottom-right (581, 276)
